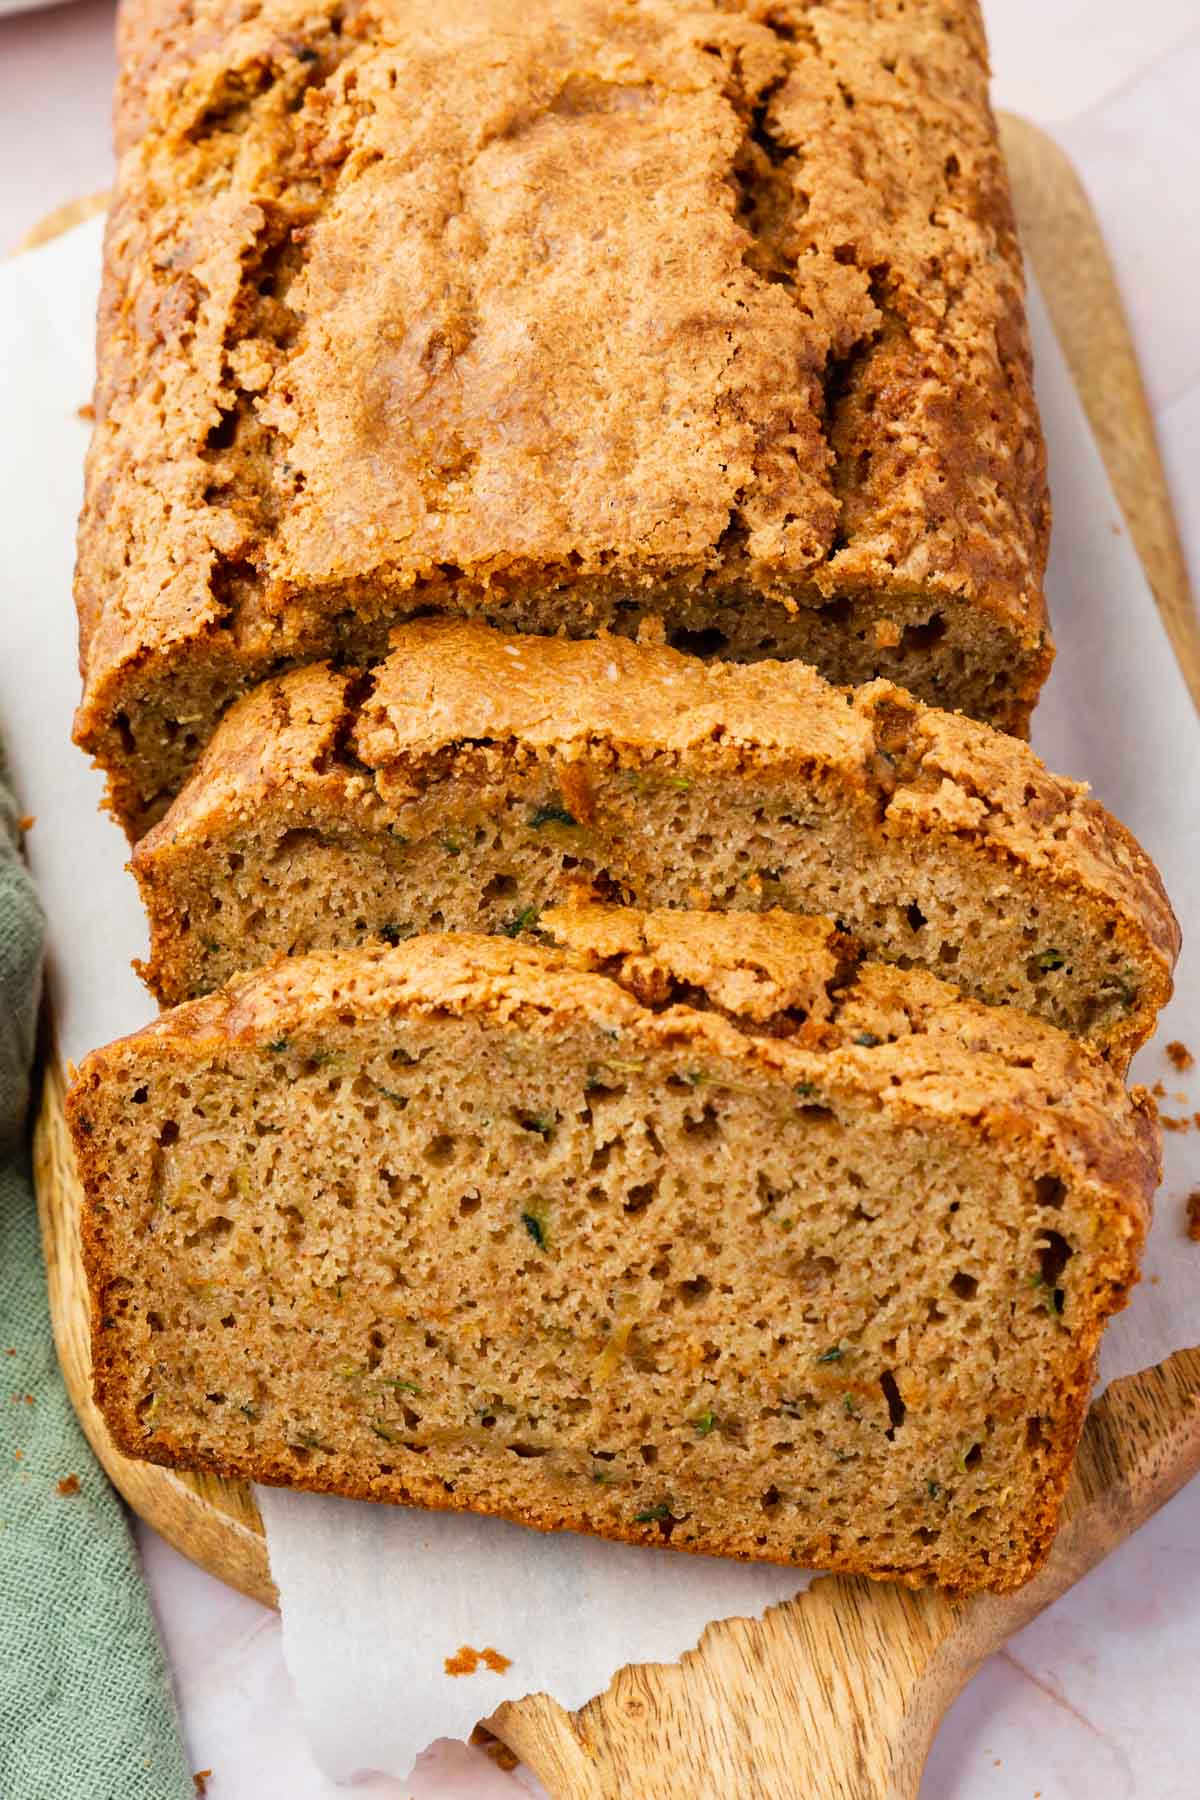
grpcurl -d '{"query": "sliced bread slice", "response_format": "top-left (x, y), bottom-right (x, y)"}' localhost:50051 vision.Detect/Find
top-left (70, 909), bottom-right (1156, 1593)
top-left (132, 621), bottom-right (1177, 1062)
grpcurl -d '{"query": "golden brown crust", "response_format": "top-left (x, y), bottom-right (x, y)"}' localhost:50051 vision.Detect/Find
top-left (70, 918), bottom-right (1156, 1591)
top-left (132, 621), bottom-right (1178, 1056)
top-left (77, 0), bottom-right (1049, 835)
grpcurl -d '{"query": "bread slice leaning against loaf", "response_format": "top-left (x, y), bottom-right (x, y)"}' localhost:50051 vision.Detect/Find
top-left (131, 621), bottom-right (1178, 1064)
top-left (69, 907), bottom-right (1157, 1594)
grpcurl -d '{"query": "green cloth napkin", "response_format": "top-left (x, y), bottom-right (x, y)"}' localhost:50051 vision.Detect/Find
top-left (0, 752), bottom-right (191, 1800)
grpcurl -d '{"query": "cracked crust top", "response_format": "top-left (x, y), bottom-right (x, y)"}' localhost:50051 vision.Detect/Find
top-left (77, 0), bottom-right (1050, 833)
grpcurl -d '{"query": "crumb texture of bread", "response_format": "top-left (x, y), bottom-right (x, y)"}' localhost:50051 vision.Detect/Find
top-left (132, 623), bottom-right (1176, 1059)
top-left (69, 919), bottom-right (1156, 1593)
top-left (77, 0), bottom-right (1049, 836)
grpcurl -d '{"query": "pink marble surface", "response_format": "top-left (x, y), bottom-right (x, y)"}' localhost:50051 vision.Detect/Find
top-left (3, 3), bottom-right (1197, 1793)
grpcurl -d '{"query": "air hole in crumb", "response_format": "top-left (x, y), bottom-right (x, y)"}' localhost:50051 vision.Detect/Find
top-left (185, 1215), bottom-right (234, 1248)
top-left (1026, 1416), bottom-right (1046, 1450)
top-left (668, 626), bottom-right (730, 658)
top-left (677, 1275), bottom-right (712, 1306)
top-left (683, 1103), bottom-right (721, 1142)
top-left (900, 613), bottom-right (947, 653)
top-left (132, 1086), bottom-right (149, 1105)
top-left (424, 1135), bottom-right (455, 1167)
top-left (639, 1444), bottom-right (658, 1466)
top-left (880, 1370), bottom-right (906, 1436)
top-left (459, 1194), bottom-right (481, 1216)
top-left (949, 1272), bottom-right (978, 1300)
top-left (624, 1181), bottom-right (657, 1215)
top-left (905, 902), bottom-right (927, 932)
top-left (158, 1120), bottom-right (179, 1146)
top-left (1038, 1230), bottom-right (1073, 1288)
top-left (507, 1443), bottom-right (549, 1459)
top-left (963, 1443), bottom-right (983, 1470)
top-left (760, 1484), bottom-right (782, 1514)
top-left (482, 873), bottom-right (518, 903)
top-left (1035, 1175), bottom-right (1066, 1210)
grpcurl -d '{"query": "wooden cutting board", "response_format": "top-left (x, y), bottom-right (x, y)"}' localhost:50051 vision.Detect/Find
top-left (30, 116), bottom-right (1200, 1798)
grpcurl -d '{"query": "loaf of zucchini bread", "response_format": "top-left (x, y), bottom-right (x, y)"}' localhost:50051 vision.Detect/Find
top-left (76, 0), bottom-right (1049, 838)
top-left (131, 622), bottom-right (1177, 1062)
top-left (69, 909), bottom-right (1156, 1593)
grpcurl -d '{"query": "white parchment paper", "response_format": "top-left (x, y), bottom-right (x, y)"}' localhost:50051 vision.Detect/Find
top-left (1, 219), bottom-right (1197, 1783)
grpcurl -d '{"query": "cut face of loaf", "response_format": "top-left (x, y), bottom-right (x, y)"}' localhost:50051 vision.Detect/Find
top-left (132, 622), bottom-right (1178, 1062)
top-left (70, 912), bottom-right (1156, 1593)
top-left (76, 0), bottom-right (1049, 837)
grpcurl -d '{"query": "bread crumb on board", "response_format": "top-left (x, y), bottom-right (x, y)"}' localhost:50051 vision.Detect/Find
top-left (192, 1772), bottom-right (212, 1797)
top-left (1167, 1040), bottom-right (1194, 1072)
top-left (56, 1474), bottom-right (80, 1496)
top-left (17, 814), bottom-right (34, 833)
top-left (444, 1645), bottom-right (512, 1677)
top-left (77, 402), bottom-right (95, 422)
top-left (1186, 1193), bottom-right (1200, 1242)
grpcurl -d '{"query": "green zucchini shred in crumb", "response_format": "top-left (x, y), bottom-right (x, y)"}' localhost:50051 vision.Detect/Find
top-left (683, 1069), bottom-right (707, 1086)
top-left (633, 1503), bottom-right (673, 1523)
top-left (816, 1344), bottom-right (845, 1364)
top-left (369, 1081), bottom-right (409, 1107)
top-left (239, 1403), bottom-right (257, 1420)
top-left (499, 904), bottom-right (540, 938)
top-left (528, 803), bottom-right (578, 829)
top-left (522, 1111), bottom-right (557, 1139)
top-left (853, 1032), bottom-right (880, 1047)
top-left (926, 1479), bottom-right (942, 1500)
top-left (1034, 948), bottom-right (1067, 973)
top-left (383, 1378), bottom-right (422, 1395)
top-left (266, 1039), bottom-right (290, 1053)
top-left (521, 1212), bottom-right (547, 1249)
top-left (776, 1216), bottom-right (796, 1232)
top-left (441, 838), bottom-right (463, 855)
top-left (794, 1081), bottom-right (817, 1099)
top-left (842, 1393), bottom-right (859, 1417)
top-left (295, 1430), bottom-right (329, 1451)
top-left (371, 1421), bottom-right (400, 1444)
top-left (377, 923), bottom-right (414, 947)
top-left (692, 1410), bottom-right (716, 1436)
top-left (667, 774), bottom-right (691, 792)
